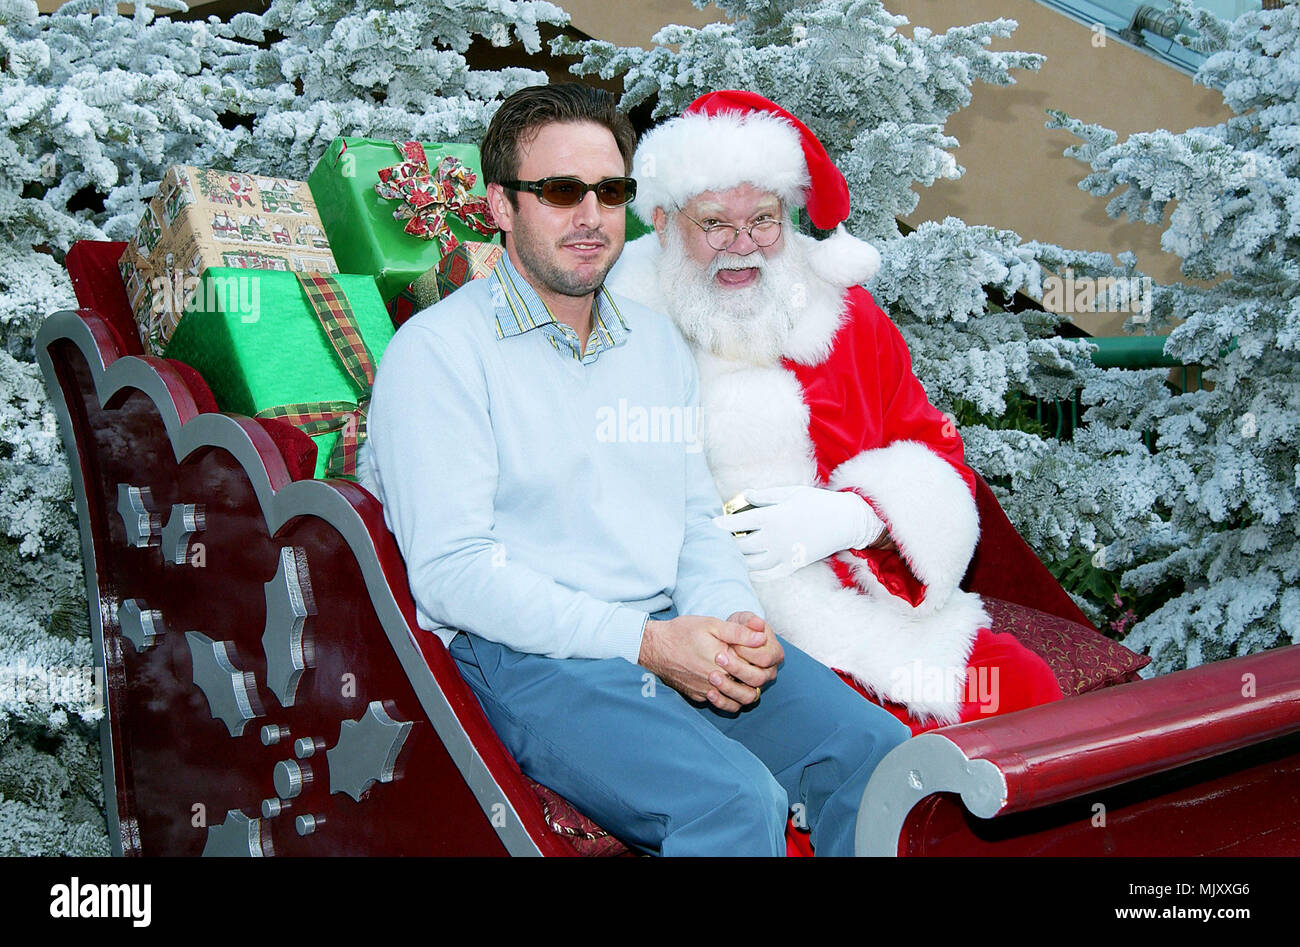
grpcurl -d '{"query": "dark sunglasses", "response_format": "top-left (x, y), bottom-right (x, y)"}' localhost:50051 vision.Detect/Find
top-left (500, 176), bottom-right (637, 208)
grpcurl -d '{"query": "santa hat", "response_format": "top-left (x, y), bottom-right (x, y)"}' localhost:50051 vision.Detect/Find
top-left (633, 90), bottom-right (879, 284)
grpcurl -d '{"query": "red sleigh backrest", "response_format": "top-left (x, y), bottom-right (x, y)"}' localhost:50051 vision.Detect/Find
top-left (65, 241), bottom-right (320, 482)
top-left (963, 474), bottom-right (1098, 629)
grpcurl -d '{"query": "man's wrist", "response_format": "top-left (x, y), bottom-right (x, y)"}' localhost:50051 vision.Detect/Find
top-left (623, 609), bottom-right (653, 666)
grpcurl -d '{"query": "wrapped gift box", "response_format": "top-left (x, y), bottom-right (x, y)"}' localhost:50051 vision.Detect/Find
top-left (420, 240), bottom-right (504, 306)
top-left (308, 138), bottom-right (498, 304)
top-left (162, 269), bottom-right (393, 480)
top-left (120, 166), bottom-right (339, 355)
top-left (387, 240), bottom-right (504, 328)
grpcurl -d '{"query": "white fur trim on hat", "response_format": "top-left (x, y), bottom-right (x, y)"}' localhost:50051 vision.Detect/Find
top-left (633, 110), bottom-right (808, 222)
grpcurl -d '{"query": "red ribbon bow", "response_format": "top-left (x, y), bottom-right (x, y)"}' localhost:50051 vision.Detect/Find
top-left (374, 142), bottom-right (498, 254)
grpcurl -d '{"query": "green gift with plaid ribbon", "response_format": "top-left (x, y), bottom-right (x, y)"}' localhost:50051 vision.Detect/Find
top-left (308, 137), bottom-right (500, 303)
top-left (162, 268), bottom-right (394, 479)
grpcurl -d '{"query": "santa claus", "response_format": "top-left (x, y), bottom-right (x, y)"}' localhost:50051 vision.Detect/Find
top-left (608, 91), bottom-right (1063, 730)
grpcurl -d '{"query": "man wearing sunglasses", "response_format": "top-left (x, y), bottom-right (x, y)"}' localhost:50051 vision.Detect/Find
top-left (363, 83), bottom-right (909, 857)
top-left (608, 91), bottom-right (1063, 737)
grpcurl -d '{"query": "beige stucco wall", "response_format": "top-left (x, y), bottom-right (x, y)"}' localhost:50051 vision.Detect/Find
top-left (889, 0), bottom-right (1232, 334)
top-left (565, 0), bottom-right (1234, 335)
top-left (564, 0), bottom-right (720, 46)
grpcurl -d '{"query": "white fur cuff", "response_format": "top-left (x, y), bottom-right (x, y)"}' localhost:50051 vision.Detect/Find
top-left (829, 440), bottom-right (979, 613)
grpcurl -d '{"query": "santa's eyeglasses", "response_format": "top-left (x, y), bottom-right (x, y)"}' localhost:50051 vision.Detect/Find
top-left (678, 210), bottom-right (783, 252)
top-left (500, 176), bottom-right (637, 208)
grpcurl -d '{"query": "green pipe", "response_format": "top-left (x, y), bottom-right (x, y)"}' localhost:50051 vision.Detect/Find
top-left (1088, 335), bottom-right (1180, 369)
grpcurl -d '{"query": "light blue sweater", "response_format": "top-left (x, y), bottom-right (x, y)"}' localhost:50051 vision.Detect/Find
top-left (360, 257), bottom-right (762, 663)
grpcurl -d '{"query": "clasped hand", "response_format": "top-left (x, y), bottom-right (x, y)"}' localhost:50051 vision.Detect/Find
top-left (712, 485), bottom-right (884, 582)
top-left (639, 611), bottom-right (784, 713)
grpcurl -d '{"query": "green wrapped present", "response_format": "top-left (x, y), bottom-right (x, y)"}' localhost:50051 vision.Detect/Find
top-left (308, 138), bottom-right (499, 302)
top-left (162, 270), bottom-right (394, 479)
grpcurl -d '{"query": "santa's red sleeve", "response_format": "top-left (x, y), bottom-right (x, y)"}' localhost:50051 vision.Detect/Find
top-left (790, 287), bottom-right (980, 614)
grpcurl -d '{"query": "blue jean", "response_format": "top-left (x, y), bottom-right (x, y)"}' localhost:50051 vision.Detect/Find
top-left (448, 628), bottom-right (910, 856)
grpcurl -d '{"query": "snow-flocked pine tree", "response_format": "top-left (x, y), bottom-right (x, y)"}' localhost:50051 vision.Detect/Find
top-left (1044, 0), bottom-right (1300, 672)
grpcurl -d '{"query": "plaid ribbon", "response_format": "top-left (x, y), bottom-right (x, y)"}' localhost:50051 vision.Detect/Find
top-left (434, 240), bottom-right (504, 304)
top-left (374, 141), bottom-right (498, 253)
top-left (255, 273), bottom-right (376, 480)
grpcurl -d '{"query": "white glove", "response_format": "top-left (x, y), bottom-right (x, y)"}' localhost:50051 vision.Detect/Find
top-left (713, 485), bottom-right (885, 582)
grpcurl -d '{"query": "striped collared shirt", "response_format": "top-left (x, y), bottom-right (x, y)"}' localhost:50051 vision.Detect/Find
top-left (490, 252), bottom-right (630, 364)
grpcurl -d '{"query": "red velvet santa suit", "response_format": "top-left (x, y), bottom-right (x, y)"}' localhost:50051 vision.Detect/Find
top-left (609, 229), bottom-right (1063, 732)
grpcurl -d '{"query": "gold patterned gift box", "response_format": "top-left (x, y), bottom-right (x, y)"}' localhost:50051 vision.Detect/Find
top-left (119, 166), bottom-right (340, 355)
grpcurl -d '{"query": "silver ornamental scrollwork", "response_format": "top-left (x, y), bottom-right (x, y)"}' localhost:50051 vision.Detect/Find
top-left (116, 599), bottom-right (165, 652)
top-left (186, 632), bottom-right (263, 737)
top-left (116, 484), bottom-right (162, 548)
top-left (327, 701), bottom-right (414, 802)
top-left (160, 502), bottom-right (206, 565)
top-left (202, 810), bottom-right (271, 857)
top-left (261, 546), bottom-right (317, 707)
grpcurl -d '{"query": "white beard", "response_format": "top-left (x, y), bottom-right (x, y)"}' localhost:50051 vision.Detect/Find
top-left (656, 223), bottom-right (809, 365)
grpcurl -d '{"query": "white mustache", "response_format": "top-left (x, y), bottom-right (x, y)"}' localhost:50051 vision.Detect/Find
top-left (710, 251), bottom-right (765, 276)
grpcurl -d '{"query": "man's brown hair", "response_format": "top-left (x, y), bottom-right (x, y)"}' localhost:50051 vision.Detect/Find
top-left (481, 83), bottom-right (636, 208)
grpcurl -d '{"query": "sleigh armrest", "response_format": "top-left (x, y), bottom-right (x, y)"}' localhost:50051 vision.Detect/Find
top-left (856, 644), bottom-right (1300, 855)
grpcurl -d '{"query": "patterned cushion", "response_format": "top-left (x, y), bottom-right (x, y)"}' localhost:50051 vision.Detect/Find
top-left (525, 778), bottom-right (632, 857)
top-left (983, 597), bottom-right (1150, 696)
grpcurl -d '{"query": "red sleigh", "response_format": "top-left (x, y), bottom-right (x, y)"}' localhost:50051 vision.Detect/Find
top-left (37, 239), bottom-right (1300, 856)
